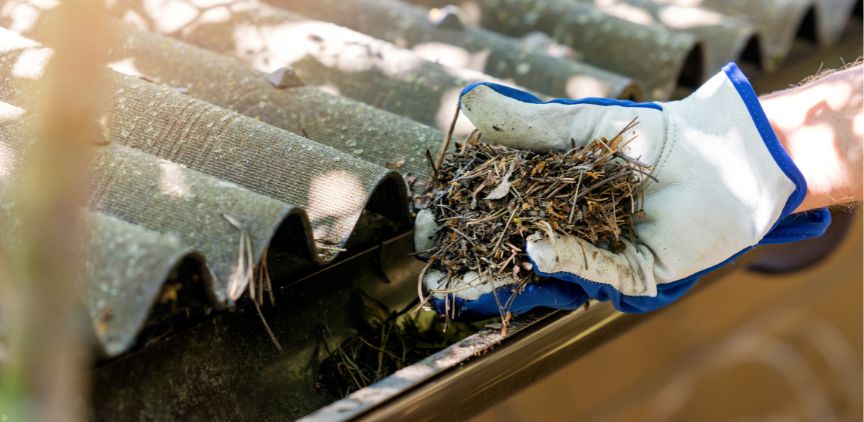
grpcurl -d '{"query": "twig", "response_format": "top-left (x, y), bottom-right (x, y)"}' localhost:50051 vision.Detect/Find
top-left (491, 206), bottom-right (518, 257)
top-left (425, 149), bottom-right (438, 178)
top-left (435, 104), bottom-right (460, 171)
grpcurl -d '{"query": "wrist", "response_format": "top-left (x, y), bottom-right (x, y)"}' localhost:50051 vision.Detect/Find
top-left (761, 76), bottom-right (862, 212)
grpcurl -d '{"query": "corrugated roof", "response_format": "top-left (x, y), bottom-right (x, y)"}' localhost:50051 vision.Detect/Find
top-left (403, 0), bottom-right (704, 99)
top-left (0, 0), bottom-right (859, 360)
top-left (696, 0), bottom-right (860, 70)
top-left (603, 0), bottom-right (862, 73)
top-left (0, 28), bottom-right (410, 356)
top-left (585, 0), bottom-right (759, 79)
top-left (111, 0), bottom-right (527, 134)
top-left (263, 0), bottom-right (643, 99)
top-left (103, 22), bottom-right (445, 182)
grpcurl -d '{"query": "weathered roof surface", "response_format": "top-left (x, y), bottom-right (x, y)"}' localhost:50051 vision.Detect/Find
top-left (81, 212), bottom-right (212, 356)
top-left (1, 109), bottom-right (294, 318)
top-left (0, 0), bottom-right (859, 360)
top-left (583, 0), bottom-right (759, 77)
top-left (649, 0), bottom-right (860, 71)
top-left (0, 28), bottom-right (409, 355)
top-left (104, 22), bottom-right (444, 182)
top-left (0, 174), bottom-right (210, 356)
top-left (107, 25), bottom-right (443, 182)
top-left (267, 0), bottom-right (643, 99)
top-left (0, 31), bottom-right (409, 248)
top-left (110, 0), bottom-right (525, 133)
top-left (404, 0), bottom-right (704, 99)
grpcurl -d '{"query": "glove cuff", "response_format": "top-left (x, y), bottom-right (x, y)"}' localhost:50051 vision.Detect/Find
top-left (721, 62), bottom-right (831, 242)
top-left (721, 63), bottom-right (807, 218)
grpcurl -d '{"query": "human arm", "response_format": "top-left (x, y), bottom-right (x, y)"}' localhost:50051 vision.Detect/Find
top-left (761, 65), bottom-right (863, 212)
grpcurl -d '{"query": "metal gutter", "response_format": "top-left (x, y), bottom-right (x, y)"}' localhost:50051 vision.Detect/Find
top-left (303, 261), bottom-right (747, 421)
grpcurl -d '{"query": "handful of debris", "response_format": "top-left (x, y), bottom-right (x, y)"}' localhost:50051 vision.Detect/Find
top-left (419, 118), bottom-right (651, 304)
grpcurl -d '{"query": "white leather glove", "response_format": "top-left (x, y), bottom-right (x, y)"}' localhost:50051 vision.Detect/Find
top-left (416, 63), bottom-right (830, 316)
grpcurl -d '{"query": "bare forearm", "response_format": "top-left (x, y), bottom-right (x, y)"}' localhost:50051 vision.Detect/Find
top-left (761, 65), bottom-right (863, 212)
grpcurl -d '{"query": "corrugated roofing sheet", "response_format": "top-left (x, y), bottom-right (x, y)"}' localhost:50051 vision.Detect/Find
top-left (111, 0), bottom-right (527, 133)
top-left (0, 27), bottom-right (410, 355)
top-left (103, 22), bottom-right (445, 182)
top-left (671, 0), bottom-right (860, 71)
top-left (0, 0), bottom-right (859, 359)
top-left (265, 0), bottom-right (643, 99)
top-left (0, 174), bottom-right (211, 356)
top-left (404, 0), bottom-right (704, 99)
top-left (584, 0), bottom-right (759, 78)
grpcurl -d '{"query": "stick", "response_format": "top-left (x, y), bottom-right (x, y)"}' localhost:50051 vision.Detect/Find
top-left (435, 104), bottom-right (460, 170)
top-left (491, 206), bottom-right (518, 257)
top-left (425, 149), bottom-right (438, 178)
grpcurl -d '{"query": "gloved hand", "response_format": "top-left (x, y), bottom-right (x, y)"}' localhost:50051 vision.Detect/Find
top-left (414, 63), bottom-right (831, 319)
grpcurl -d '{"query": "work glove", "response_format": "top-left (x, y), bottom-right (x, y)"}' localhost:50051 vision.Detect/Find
top-left (414, 63), bottom-right (830, 318)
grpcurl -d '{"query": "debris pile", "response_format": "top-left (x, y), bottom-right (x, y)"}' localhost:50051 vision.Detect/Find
top-left (420, 119), bottom-right (651, 306)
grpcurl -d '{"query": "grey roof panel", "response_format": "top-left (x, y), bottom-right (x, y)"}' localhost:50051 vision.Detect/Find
top-left (18, 17), bottom-right (444, 183)
top-left (0, 29), bottom-right (412, 354)
top-left (267, 0), bottom-right (644, 99)
top-left (693, 0), bottom-right (858, 70)
top-left (109, 1), bottom-right (522, 132)
top-left (0, 175), bottom-right (210, 357)
top-left (0, 33), bottom-right (409, 251)
top-left (81, 213), bottom-right (212, 356)
top-left (102, 73), bottom-right (409, 248)
top-left (405, 0), bottom-right (702, 99)
top-left (0, 115), bottom-right (298, 304)
top-left (107, 24), bottom-right (442, 182)
top-left (586, 0), bottom-right (758, 76)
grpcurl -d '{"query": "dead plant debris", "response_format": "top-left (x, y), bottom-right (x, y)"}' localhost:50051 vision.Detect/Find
top-left (418, 117), bottom-right (651, 314)
top-left (316, 292), bottom-right (476, 398)
top-left (317, 118), bottom-right (651, 397)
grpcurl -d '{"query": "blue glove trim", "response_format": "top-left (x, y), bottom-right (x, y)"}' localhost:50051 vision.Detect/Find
top-left (459, 82), bottom-right (663, 110)
top-left (759, 208), bottom-right (832, 245)
top-left (723, 61), bottom-right (831, 243)
top-left (722, 62), bottom-right (808, 221)
top-left (529, 248), bottom-right (751, 314)
top-left (429, 278), bottom-right (589, 321)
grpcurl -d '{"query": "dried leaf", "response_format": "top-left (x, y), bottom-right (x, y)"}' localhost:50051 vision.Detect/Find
top-left (484, 158), bottom-right (517, 200)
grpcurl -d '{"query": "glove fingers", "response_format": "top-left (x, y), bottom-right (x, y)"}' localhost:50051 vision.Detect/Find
top-left (527, 234), bottom-right (658, 297)
top-left (413, 209), bottom-right (438, 256)
top-left (459, 82), bottom-right (663, 154)
top-left (422, 268), bottom-right (513, 301)
top-left (429, 278), bottom-right (590, 321)
top-left (460, 83), bottom-right (588, 151)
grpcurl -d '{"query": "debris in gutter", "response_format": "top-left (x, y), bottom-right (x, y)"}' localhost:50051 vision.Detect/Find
top-left (224, 213), bottom-right (282, 351)
top-left (134, 261), bottom-right (213, 350)
top-left (316, 291), bottom-right (478, 398)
